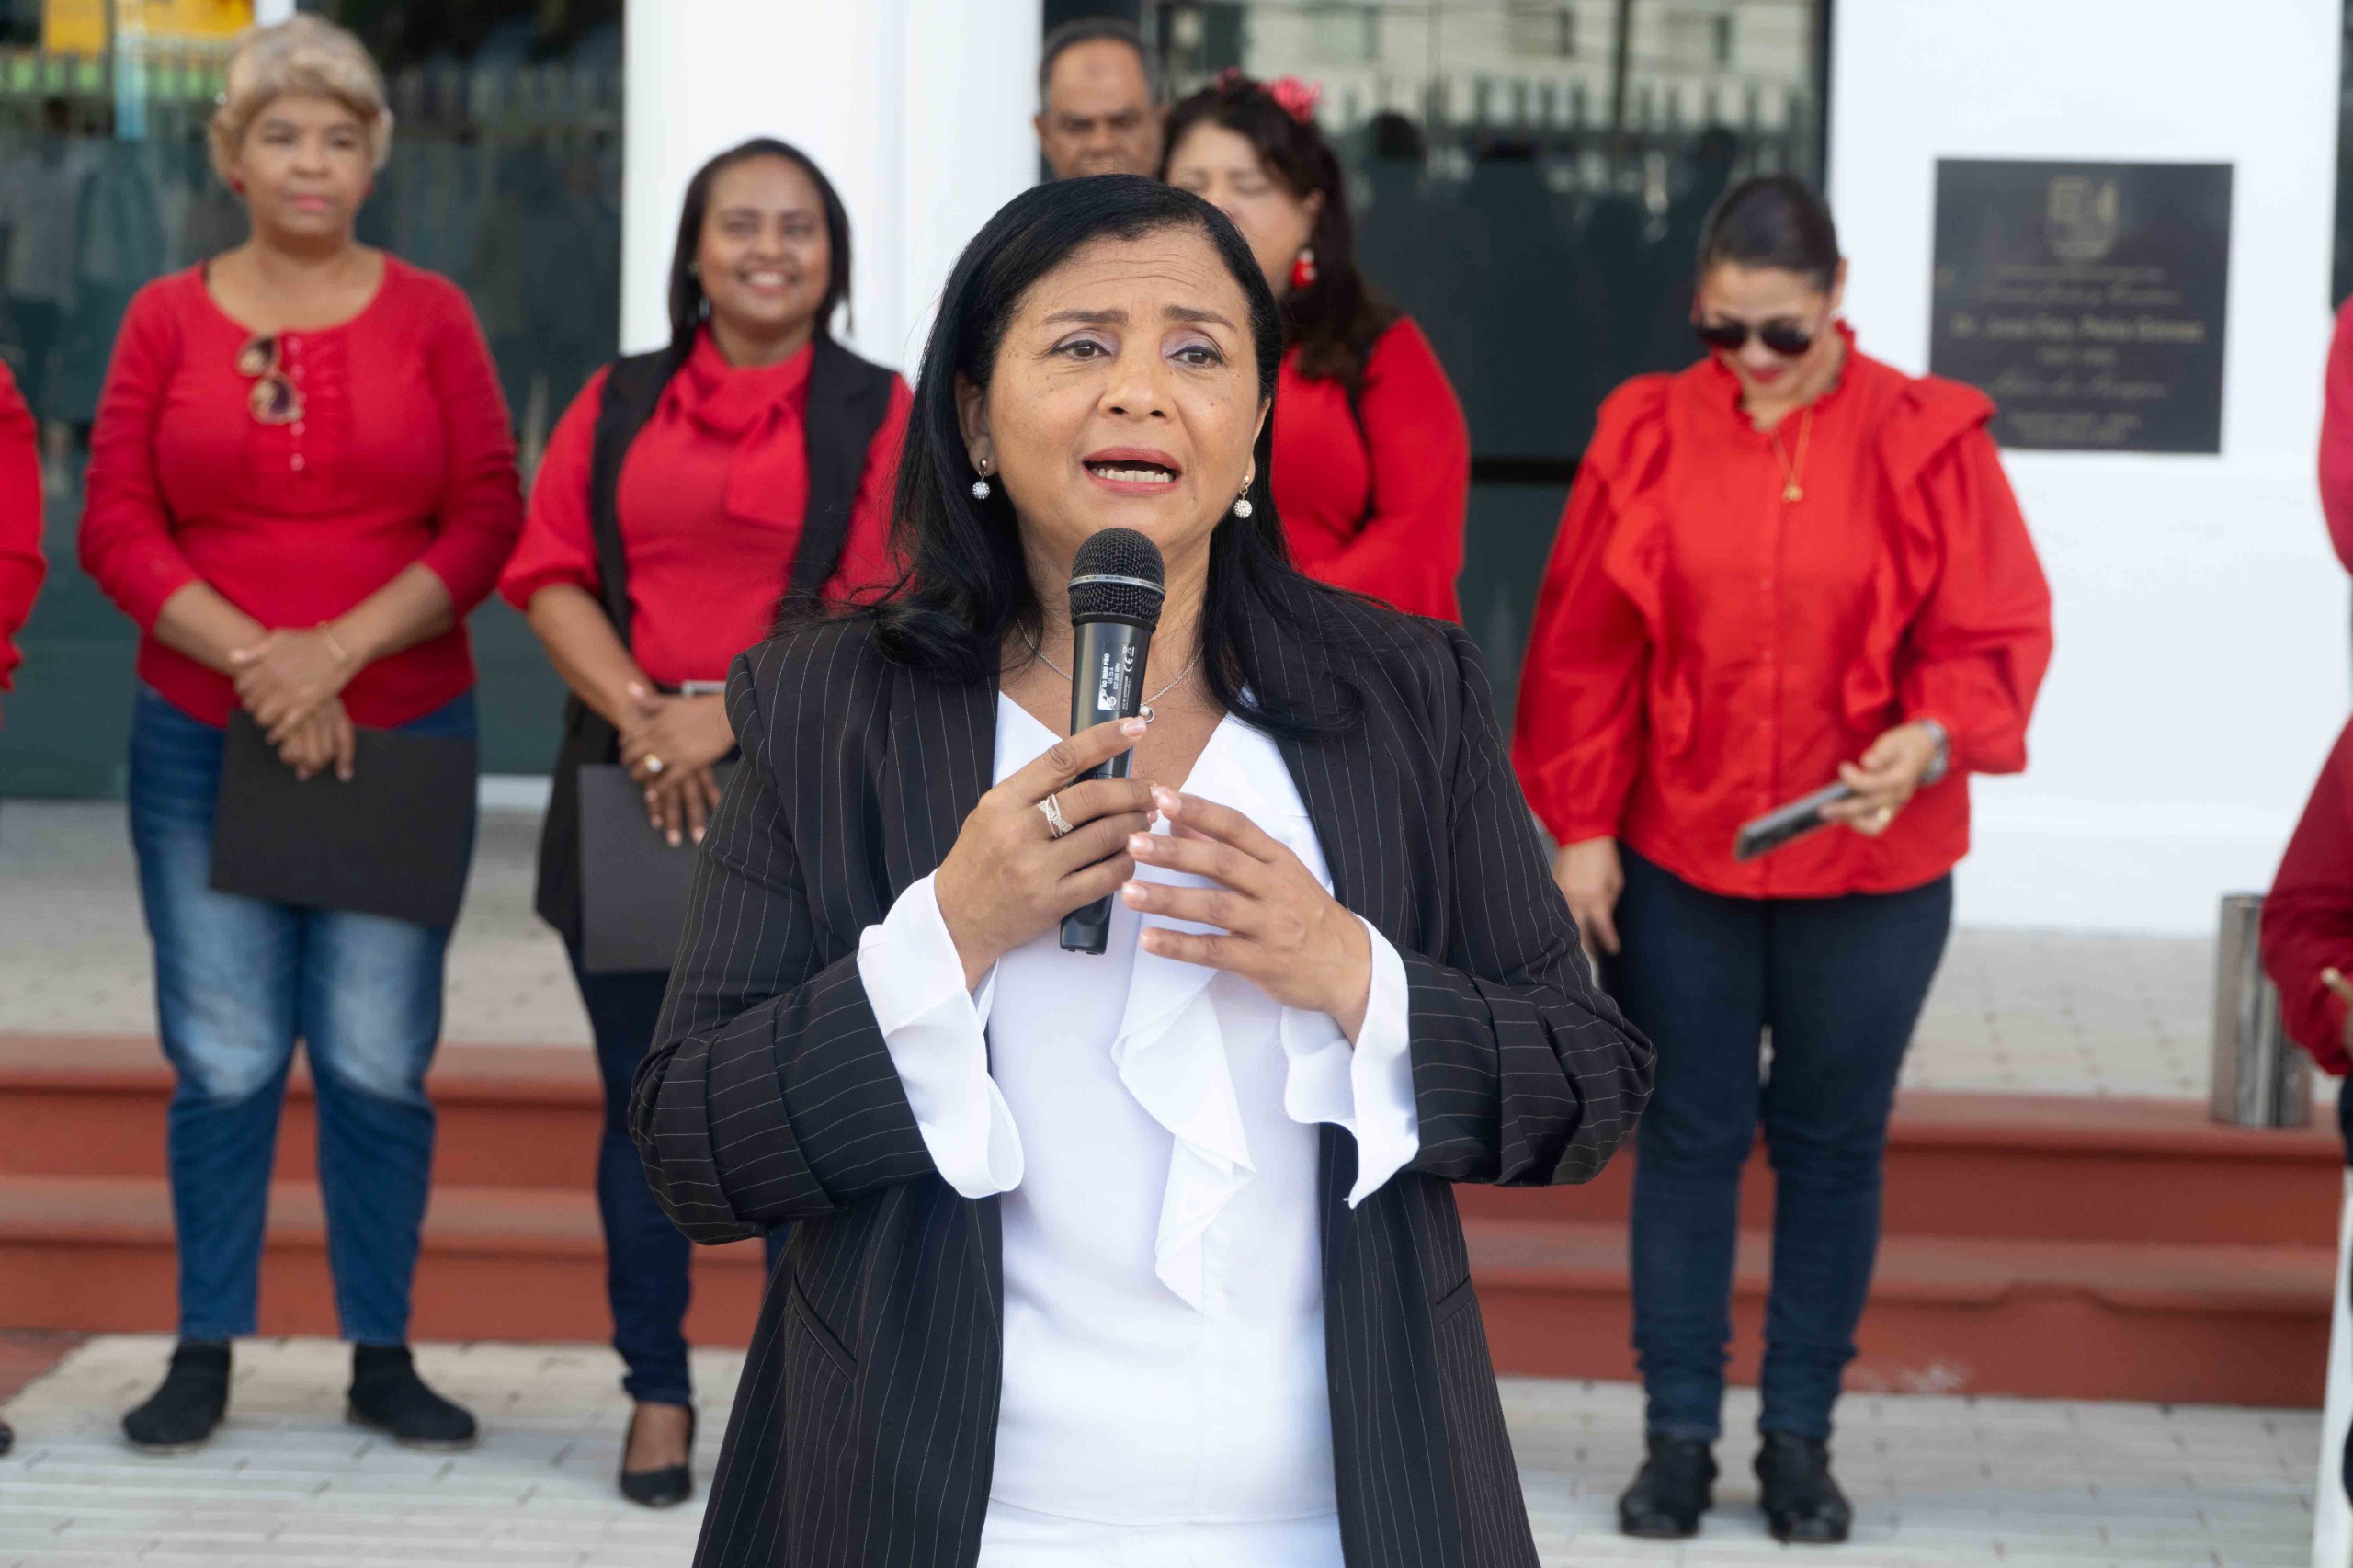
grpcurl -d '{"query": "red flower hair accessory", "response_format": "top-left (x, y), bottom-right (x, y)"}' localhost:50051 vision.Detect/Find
top-left (1266, 75), bottom-right (1321, 124)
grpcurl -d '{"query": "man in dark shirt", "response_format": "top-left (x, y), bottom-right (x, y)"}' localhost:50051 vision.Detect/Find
top-left (1033, 17), bottom-right (1162, 180)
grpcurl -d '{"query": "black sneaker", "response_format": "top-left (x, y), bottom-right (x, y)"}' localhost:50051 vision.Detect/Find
top-left (1619, 1434), bottom-right (1717, 1539)
top-left (346, 1345), bottom-right (477, 1450)
top-left (123, 1340), bottom-right (232, 1453)
top-left (1756, 1432), bottom-right (1853, 1544)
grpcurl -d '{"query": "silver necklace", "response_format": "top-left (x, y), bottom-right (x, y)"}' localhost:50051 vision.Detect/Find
top-left (1023, 631), bottom-right (1202, 723)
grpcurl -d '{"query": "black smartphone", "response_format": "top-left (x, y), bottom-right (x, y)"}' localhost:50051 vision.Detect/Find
top-left (1733, 782), bottom-right (1858, 863)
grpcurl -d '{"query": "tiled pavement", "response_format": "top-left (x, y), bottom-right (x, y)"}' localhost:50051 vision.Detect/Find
top-left (0, 801), bottom-right (2296, 1104)
top-left (0, 1336), bottom-right (2320, 1567)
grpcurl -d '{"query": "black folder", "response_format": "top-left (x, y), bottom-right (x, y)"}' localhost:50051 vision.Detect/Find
top-left (576, 761), bottom-right (735, 974)
top-left (210, 712), bottom-right (476, 927)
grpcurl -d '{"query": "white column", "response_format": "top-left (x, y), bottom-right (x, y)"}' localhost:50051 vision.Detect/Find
top-left (620, 0), bottom-right (1042, 370)
top-left (1827, 0), bottom-right (2350, 934)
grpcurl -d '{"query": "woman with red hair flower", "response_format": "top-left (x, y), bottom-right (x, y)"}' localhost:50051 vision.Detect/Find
top-left (1161, 72), bottom-right (1470, 621)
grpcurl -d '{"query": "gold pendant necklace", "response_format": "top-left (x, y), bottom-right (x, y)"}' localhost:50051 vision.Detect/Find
top-left (1024, 631), bottom-right (1202, 723)
top-left (1768, 406), bottom-right (1814, 504)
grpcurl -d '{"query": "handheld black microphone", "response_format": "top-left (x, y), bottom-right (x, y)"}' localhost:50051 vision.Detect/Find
top-left (1060, 527), bottom-right (1165, 954)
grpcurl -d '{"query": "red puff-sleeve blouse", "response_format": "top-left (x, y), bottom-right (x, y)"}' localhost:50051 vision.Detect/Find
top-left (1272, 316), bottom-right (1469, 621)
top-left (0, 360), bottom-right (44, 702)
top-left (2264, 719), bottom-right (2353, 1075)
top-left (78, 257), bottom-right (522, 728)
top-left (1511, 328), bottom-right (2053, 900)
top-left (500, 330), bottom-right (911, 688)
top-left (2320, 298), bottom-right (2353, 574)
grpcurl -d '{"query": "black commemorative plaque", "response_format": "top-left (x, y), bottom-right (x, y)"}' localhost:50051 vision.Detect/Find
top-left (1929, 159), bottom-right (2232, 453)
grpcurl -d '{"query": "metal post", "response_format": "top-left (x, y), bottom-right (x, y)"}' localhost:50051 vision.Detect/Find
top-left (2210, 893), bottom-right (2313, 1128)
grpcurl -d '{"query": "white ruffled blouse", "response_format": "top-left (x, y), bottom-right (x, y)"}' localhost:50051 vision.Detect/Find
top-left (854, 696), bottom-right (1418, 1562)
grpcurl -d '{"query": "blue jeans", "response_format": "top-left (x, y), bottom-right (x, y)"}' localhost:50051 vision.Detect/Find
top-left (128, 686), bottom-right (477, 1346)
top-left (569, 947), bottom-right (784, 1406)
top-left (1613, 847), bottom-right (1951, 1443)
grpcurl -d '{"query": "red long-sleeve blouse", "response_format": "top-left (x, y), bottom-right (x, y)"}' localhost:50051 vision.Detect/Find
top-left (500, 330), bottom-right (910, 688)
top-left (1272, 315), bottom-right (1469, 621)
top-left (1511, 329), bottom-right (2053, 899)
top-left (0, 360), bottom-right (44, 700)
top-left (79, 257), bottom-right (522, 727)
top-left (2264, 720), bottom-right (2353, 1075)
top-left (2319, 299), bottom-right (2353, 574)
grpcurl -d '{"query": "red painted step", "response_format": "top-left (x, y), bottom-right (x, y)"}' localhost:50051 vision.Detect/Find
top-left (0, 1033), bottom-right (2340, 1406)
top-left (1464, 1217), bottom-right (2332, 1409)
top-left (7, 1039), bottom-right (2338, 1246)
top-left (0, 1174), bottom-right (765, 1346)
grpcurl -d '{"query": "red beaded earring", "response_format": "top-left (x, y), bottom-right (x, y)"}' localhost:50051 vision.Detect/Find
top-left (1290, 247), bottom-right (1318, 291)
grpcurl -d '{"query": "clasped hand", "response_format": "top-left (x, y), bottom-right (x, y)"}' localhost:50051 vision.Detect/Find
top-left (230, 629), bottom-right (358, 782)
top-left (619, 684), bottom-right (735, 846)
top-left (931, 716), bottom-right (1371, 1039)
top-left (231, 627), bottom-right (356, 744)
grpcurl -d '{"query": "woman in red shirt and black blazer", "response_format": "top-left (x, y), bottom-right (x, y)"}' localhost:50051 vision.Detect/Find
top-left (1162, 73), bottom-right (1469, 621)
top-left (76, 16), bottom-right (521, 1457)
top-left (502, 137), bottom-right (908, 1506)
top-left (1513, 177), bottom-right (2052, 1543)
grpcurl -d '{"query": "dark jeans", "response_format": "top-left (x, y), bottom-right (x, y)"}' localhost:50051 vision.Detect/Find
top-left (128, 686), bottom-right (477, 1344)
top-left (1614, 847), bottom-right (1951, 1443)
top-left (569, 949), bottom-right (784, 1407)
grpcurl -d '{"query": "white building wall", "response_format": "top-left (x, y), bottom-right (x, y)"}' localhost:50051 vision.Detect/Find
top-left (620, 0), bottom-right (1042, 372)
top-left (1829, 0), bottom-right (2351, 934)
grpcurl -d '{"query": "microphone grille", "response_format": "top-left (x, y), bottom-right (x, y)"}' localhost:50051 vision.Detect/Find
top-left (1068, 528), bottom-right (1165, 627)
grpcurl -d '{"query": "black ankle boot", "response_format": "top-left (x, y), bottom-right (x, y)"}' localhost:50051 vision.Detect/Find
top-left (347, 1345), bottom-right (477, 1450)
top-left (123, 1339), bottom-right (232, 1453)
top-left (1756, 1432), bottom-right (1852, 1544)
top-left (1619, 1434), bottom-right (1716, 1539)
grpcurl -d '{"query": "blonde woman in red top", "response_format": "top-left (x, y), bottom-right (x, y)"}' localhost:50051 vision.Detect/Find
top-left (1163, 73), bottom-right (1470, 620)
top-left (1513, 176), bottom-right (2051, 1543)
top-left (77, 16), bottom-right (520, 1456)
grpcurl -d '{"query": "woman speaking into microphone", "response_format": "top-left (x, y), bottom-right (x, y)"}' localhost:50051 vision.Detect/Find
top-left (631, 175), bottom-right (1651, 1568)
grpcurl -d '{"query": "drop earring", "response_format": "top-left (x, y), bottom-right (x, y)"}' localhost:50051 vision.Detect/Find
top-left (1233, 483), bottom-right (1255, 519)
top-left (971, 459), bottom-right (992, 501)
top-left (1290, 247), bottom-right (1317, 291)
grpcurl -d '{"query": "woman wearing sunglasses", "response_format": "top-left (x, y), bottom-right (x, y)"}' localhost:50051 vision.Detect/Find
top-left (1513, 175), bottom-right (2052, 1543)
top-left (78, 16), bottom-right (520, 1453)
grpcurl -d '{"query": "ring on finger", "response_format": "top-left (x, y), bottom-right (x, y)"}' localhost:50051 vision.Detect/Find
top-left (646, 754), bottom-right (665, 776)
top-left (1040, 793), bottom-right (1074, 839)
top-left (1870, 806), bottom-right (1894, 827)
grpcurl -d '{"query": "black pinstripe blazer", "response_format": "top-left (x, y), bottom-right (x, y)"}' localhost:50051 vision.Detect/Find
top-left (634, 582), bottom-right (1653, 1568)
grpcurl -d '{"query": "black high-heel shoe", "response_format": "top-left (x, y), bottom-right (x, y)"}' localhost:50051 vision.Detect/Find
top-left (620, 1402), bottom-right (697, 1508)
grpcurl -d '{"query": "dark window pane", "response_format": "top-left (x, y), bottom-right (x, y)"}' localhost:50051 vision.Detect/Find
top-left (0, 1), bottom-right (621, 795)
top-left (1141, 0), bottom-right (1826, 710)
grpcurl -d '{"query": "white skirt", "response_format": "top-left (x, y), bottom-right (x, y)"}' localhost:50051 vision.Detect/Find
top-left (978, 1500), bottom-right (1345, 1568)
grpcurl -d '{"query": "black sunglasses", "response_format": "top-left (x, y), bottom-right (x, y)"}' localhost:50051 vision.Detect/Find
top-left (1693, 317), bottom-right (1817, 357)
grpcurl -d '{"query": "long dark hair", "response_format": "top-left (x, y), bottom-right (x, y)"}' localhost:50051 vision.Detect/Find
top-left (1697, 174), bottom-right (1840, 290)
top-left (843, 174), bottom-right (1350, 740)
top-left (1161, 74), bottom-right (1396, 388)
top-left (666, 137), bottom-right (854, 357)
